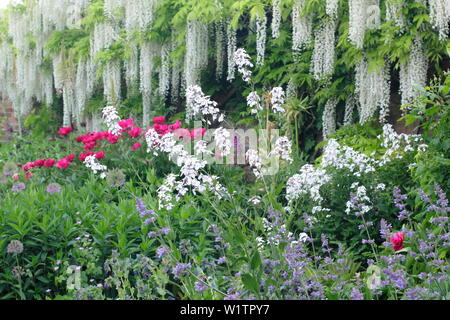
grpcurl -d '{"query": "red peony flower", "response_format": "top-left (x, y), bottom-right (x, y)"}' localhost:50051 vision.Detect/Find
top-left (390, 232), bottom-right (405, 251)
top-left (25, 171), bottom-right (33, 180)
top-left (131, 143), bottom-right (142, 150)
top-left (12, 173), bottom-right (19, 181)
top-left (58, 126), bottom-right (73, 136)
top-left (56, 159), bottom-right (71, 169)
top-left (128, 127), bottom-right (143, 138)
top-left (153, 116), bottom-right (166, 125)
top-left (191, 128), bottom-right (206, 139)
top-left (34, 159), bottom-right (45, 168)
top-left (44, 159), bottom-right (55, 168)
top-left (118, 118), bottom-right (136, 130)
top-left (65, 154), bottom-right (75, 163)
top-left (23, 162), bottom-right (35, 171)
top-left (95, 151), bottom-right (105, 160)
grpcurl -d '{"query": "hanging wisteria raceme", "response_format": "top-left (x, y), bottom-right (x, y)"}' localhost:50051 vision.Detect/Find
top-left (286, 79), bottom-right (297, 99)
top-left (322, 98), bottom-right (338, 139)
top-left (271, 0), bottom-right (282, 39)
top-left (429, 0), bottom-right (450, 40)
top-left (385, 0), bottom-right (405, 29)
top-left (311, 17), bottom-right (337, 80)
top-left (103, 60), bottom-right (122, 105)
top-left (355, 57), bottom-right (391, 123)
top-left (215, 21), bottom-right (225, 80)
top-left (256, 12), bottom-right (267, 66)
top-left (104, 0), bottom-right (124, 20)
top-left (326, 0), bottom-right (339, 18)
top-left (185, 20), bottom-right (209, 90)
top-left (75, 59), bottom-right (88, 125)
top-left (344, 94), bottom-right (357, 126)
top-left (292, 0), bottom-right (313, 52)
top-left (140, 41), bottom-right (159, 126)
top-left (125, 43), bottom-right (140, 89)
top-left (348, 0), bottom-right (368, 49)
top-left (399, 37), bottom-right (429, 108)
top-left (226, 23), bottom-right (237, 82)
top-left (124, 0), bottom-right (160, 36)
top-left (159, 44), bottom-right (171, 100)
top-left (90, 21), bottom-right (119, 59)
top-left (170, 31), bottom-right (182, 104)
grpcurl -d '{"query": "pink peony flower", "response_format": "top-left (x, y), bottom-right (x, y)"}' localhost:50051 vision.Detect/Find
top-left (95, 151), bottom-right (105, 160)
top-left (153, 116), bottom-right (166, 125)
top-left (118, 118), bottom-right (136, 130)
top-left (390, 232), bottom-right (405, 251)
top-left (58, 126), bottom-right (73, 136)
top-left (44, 159), bottom-right (55, 168)
top-left (131, 143), bottom-right (142, 150)
top-left (128, 127), bottom-right (143, 138)
top-left (64, 154), bottom-right (75, 163)
top-left (56, 159), bottom-right (71, 169)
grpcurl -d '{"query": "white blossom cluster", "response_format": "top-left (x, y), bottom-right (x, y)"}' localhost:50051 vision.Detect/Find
top-left (311, 17), bottom-right (336, 80)
top-left (270, 137), bottom-right (293, 163)
top-left (378, 123), bottom-right (425, 165)
top-left (246, 149), bottom-right (263, 178)
top-left (234, 48), bottom-right (254, 83)
top-left (399, 37), bottom-right (429, 108)
top-left (321, 139), bottom-right (378, 176)
top-left (103, 60), bottom-right (121, 105)
top-left (286, 164), bottom-right (331, 204)
top-left (186, 85), bottom-right (225, 124)
top-left (271, 0), bottom-right (282, 39)
top-left (322, 98), bottom-right (337, 139)
top-left (428, 0), bottom-right (450, 40)
top-left (345, 183), bottom-right (372, 215)
top-left (84, 155), bottom-right (108, 179)
top-left (102, 105), bottom-right (122, 135)
top-left (355, 57), bottom-right (391, 123)
top-left (247, 91), bottom-right (262, 115)
top-left (159, 44), bottom-right (171, 100)
top-left (214, 128), bottom-right (232, 157)
top-left (271, 87), bottom-right (286, 113)
top-left (292, 0), bottom-right (313, 52)
top-left (256, 13), bottom-right (267, 66)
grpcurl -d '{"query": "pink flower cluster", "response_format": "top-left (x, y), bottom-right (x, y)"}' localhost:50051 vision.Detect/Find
top-left (19, 115), bottom-right (205, 178)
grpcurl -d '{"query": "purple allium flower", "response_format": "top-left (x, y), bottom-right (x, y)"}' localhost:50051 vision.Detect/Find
top-left (11, 182), bottom-right (26, 193)
top-left (194, 281), bottom-right (208, 293)
top-left (148, 231), bottom-right (157, 238)
top-left (46, 183), bottom-right (62, 194)
top-left (7, 240), bottom-right (24, 254)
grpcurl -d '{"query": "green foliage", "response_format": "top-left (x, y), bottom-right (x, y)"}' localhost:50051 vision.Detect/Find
top-left (23, 106), bottom-right (59, 139)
